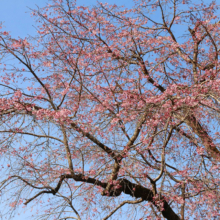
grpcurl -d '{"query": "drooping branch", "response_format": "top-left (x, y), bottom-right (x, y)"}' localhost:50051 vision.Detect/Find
top-left (102, 198), bottom-right (143, 220)
top-left (21, 173), bottom-right (180, 220)
top-left (23, 173), bottom-right (107, 205)
top-left (0, 37), bottom-right (57, 110)
top-left (1, 101), bottom-right (117, 161)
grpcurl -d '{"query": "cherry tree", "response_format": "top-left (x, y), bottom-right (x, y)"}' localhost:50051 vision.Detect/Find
top-left (0, 0), bottom-right (220, 219)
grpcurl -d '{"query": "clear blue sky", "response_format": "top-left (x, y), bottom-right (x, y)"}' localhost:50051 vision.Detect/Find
top-left (0, 0), bottom-right (133, 38)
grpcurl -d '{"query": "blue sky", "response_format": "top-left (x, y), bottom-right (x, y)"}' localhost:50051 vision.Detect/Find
top-left (0, 1), bottom-right (134, 219)
top-left (0, 0), bottom-right (134, 38)
top-left (0, 0), bottom-right (216, 219)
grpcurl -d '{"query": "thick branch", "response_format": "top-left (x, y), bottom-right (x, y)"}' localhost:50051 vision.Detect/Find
top-left (23, 173), bottom-right (180, 220)
top-left (109, 178), bottom-right (180, 220)
top-left (185, 114), bottom-right (220, 160)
